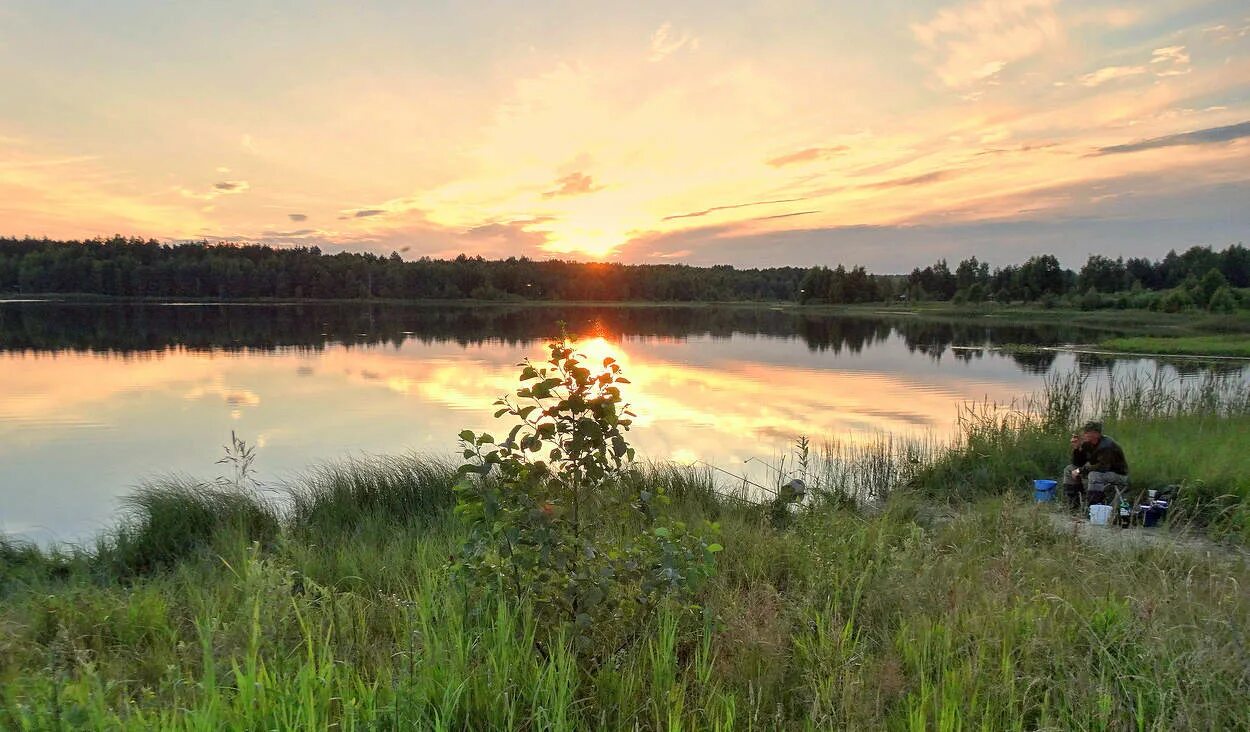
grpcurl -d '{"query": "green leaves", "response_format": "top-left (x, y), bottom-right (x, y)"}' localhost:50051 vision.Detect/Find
top-left (450, 331), bottom-right (720, 664)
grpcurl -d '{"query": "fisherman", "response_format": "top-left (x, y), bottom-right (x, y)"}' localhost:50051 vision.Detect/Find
top-left (1063, 420), bottom-right (1129, 511)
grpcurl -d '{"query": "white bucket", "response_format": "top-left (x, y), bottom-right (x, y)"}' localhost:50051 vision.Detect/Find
top-left (1089, 504), bottom-right (1113, 526)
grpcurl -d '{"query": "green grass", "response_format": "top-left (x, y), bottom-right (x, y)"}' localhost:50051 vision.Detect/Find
top-left (2, 480), bottom-right (1248, 729)
top-left (904, 372), bottom-right (1250, 540)
top-left (822, 300), bottom-right (1250, 340)
top-left (1099, 335), bottom-right (1250, 358)
top-left (2, 375), bottom-right (1250, 729)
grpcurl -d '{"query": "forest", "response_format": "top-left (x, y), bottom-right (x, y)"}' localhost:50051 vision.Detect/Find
top-left (1, 236), bottom-right (1247, 309)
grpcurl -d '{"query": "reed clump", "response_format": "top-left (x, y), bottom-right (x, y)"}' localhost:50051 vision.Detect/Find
top-left (94, 478), bottom-right (280, 577)
top-left (286, 453), bottom-right (458, 536)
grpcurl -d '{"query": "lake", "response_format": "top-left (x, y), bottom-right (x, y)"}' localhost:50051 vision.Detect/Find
top-left (2, 301), bottom-right (1245, 544)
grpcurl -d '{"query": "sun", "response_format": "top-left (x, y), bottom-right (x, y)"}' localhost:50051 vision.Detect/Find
top-left (535, 207), bottom-right (639, 259)
top-left (542, 229), bottom-right (624, 259)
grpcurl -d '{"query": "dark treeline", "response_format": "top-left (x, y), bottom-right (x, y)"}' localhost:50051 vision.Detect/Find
top-left (8, 300), bottom-right (1231, 376)
top-left (801, 246), bottom-right (1250, 312)
top-left (0, 237), bottom-right (802, 301)
top-left (2, 236), bottom-right (1246, 311)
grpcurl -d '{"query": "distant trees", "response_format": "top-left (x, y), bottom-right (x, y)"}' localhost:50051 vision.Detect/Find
top-left (907, 259), bottom-right (957, 301)
top-left (797, 265), bottom-right (887, 304)
top-left (1, 236), bottom-right (1245, 311)
top-left (905, 246), bottom-right (1248, 311)
top-left (1078, 255), bottom-right (1130, 293)
top-left (0, 237), bottom-right (805, 303)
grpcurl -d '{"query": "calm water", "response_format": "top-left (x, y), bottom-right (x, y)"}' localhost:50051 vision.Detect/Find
top-left (2, 301), bottom-right (1244, 543)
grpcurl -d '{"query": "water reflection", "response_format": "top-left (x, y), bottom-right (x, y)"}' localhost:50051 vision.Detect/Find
top-left (1, 302), bottom-right (1245, 544)
top-left (0, 301), bottom-right (1107, 356)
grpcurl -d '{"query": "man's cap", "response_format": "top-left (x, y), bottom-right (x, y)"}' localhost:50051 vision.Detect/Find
top-left (1082, 420), bottom-right (1103, 433)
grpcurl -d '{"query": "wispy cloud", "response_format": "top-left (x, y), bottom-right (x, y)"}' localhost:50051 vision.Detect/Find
top-left (1151, 45), bottom-right (1189, 65)
top-left (766, 146), bottom-right (848, 167)
top-left (863, 169), bottom-right (957, 189)
top-left (261, 228), bottom-right (316, 237)
top-left (975, 142), bottom-right (1058, 156)
top-left (755, 210), bottom-right (819, 221)
top-left (663, 198), bottom-right (806, 221)
top-left (175, 180), bottom-right (250, 201)
top-left (649, 22), bottom-right (698, 62)
top-left (0, 154), bottom-right (99, 169)
top-left (542, 172), bottom-right (603, 199)
top-left (1150, 45), bottom-right (1190, 77)
top-left (911, 0), bottom-right (1061, 88)
top-left (1077, 65), bottom-right (1146, 87)
top-left (352, 209), bottom-right (387, 218)
top-left (288, 213), bottom-right (307, 222)
top-left (1093, 121), bottom-right (1250, 155)
top-left (461, 219), bottom-right (552, 250)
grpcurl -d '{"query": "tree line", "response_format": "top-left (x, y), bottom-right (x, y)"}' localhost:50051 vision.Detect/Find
top-left (801, 246), bottom-right (1249, 312)
top-left (0, 237), bottom-right (802, 302)
top-left (1, 236), bottom-right (1246, 310)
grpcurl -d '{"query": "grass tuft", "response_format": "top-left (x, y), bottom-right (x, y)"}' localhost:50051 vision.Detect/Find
top-left (96, 478), bottom-right (280, 576)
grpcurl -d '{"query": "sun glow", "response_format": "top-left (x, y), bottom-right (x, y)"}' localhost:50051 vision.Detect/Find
top-left (1, 3), bottom-right (1247, 264)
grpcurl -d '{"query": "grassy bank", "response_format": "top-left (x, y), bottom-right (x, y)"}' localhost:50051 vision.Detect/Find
top-left (2, 376), bottom-right (1250, 729)
top-left (838, 301), bottom-right (1250, 337)
top-left (1098, 335), bottom-right (1250, 358)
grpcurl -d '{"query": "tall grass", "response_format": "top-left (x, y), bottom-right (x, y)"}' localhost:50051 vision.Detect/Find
top-left (2, 370), bottom-right (1250, 728)
top-left (3, 488), bottom-right (1247, 729)
top-left (798, 371), bottom-right (1250, 538)
top-left (285, 453), bottom-right (457, 536)
top-left (94, 478), bottom-right (280, 577)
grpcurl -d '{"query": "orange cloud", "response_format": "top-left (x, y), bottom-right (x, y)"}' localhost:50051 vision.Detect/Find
top-left (767, 146), bottom-right (848, 167)
top-left (542, 172), bottom-right (603, 199)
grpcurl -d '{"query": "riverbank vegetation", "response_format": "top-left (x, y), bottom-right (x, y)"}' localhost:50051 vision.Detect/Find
top-left (2, 363), bottom-right (1249, 728)
top-left (1098, 335), bottom-right (1250, 358)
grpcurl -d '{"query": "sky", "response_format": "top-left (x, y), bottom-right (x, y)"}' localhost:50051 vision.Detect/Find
top-left (1, 0), bottom-right (1248, 270)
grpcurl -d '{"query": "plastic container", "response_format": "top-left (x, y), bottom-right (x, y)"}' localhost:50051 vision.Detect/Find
top-left (1089, 504), bottom-right (1113, 526)
top-left (1033, 479), bottom-right (1058, 502)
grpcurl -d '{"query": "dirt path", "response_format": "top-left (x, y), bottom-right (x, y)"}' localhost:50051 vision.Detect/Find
top-left (1042, 509), bottom-right (1243, 557)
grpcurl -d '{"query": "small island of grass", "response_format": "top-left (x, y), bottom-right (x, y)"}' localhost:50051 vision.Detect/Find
top-left (1099, 334), bottom-right (1250, 358)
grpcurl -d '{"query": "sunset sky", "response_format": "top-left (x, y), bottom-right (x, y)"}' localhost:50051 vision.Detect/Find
top-left (2, 0), bottom-right (1248, 269)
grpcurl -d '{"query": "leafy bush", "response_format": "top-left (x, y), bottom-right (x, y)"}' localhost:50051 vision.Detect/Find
top-left (1078, 288), bottom-right (1108, 311)
top-left (1197, 268), bottom-right (1229, 304)
top-left (1153, 288), bottom-right (1192, 313)
top-left (1208, 285), bottom-right (1237, 313)
top-left (453, 334), bottom-right (719, 657)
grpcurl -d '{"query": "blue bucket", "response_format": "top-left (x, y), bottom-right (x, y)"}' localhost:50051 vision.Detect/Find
top-left (1033, 479), bottom-right (1058, 502)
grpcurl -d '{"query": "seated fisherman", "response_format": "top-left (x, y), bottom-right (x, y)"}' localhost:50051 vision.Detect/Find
top-left (1063, 420), bottom-right (1129, 511)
